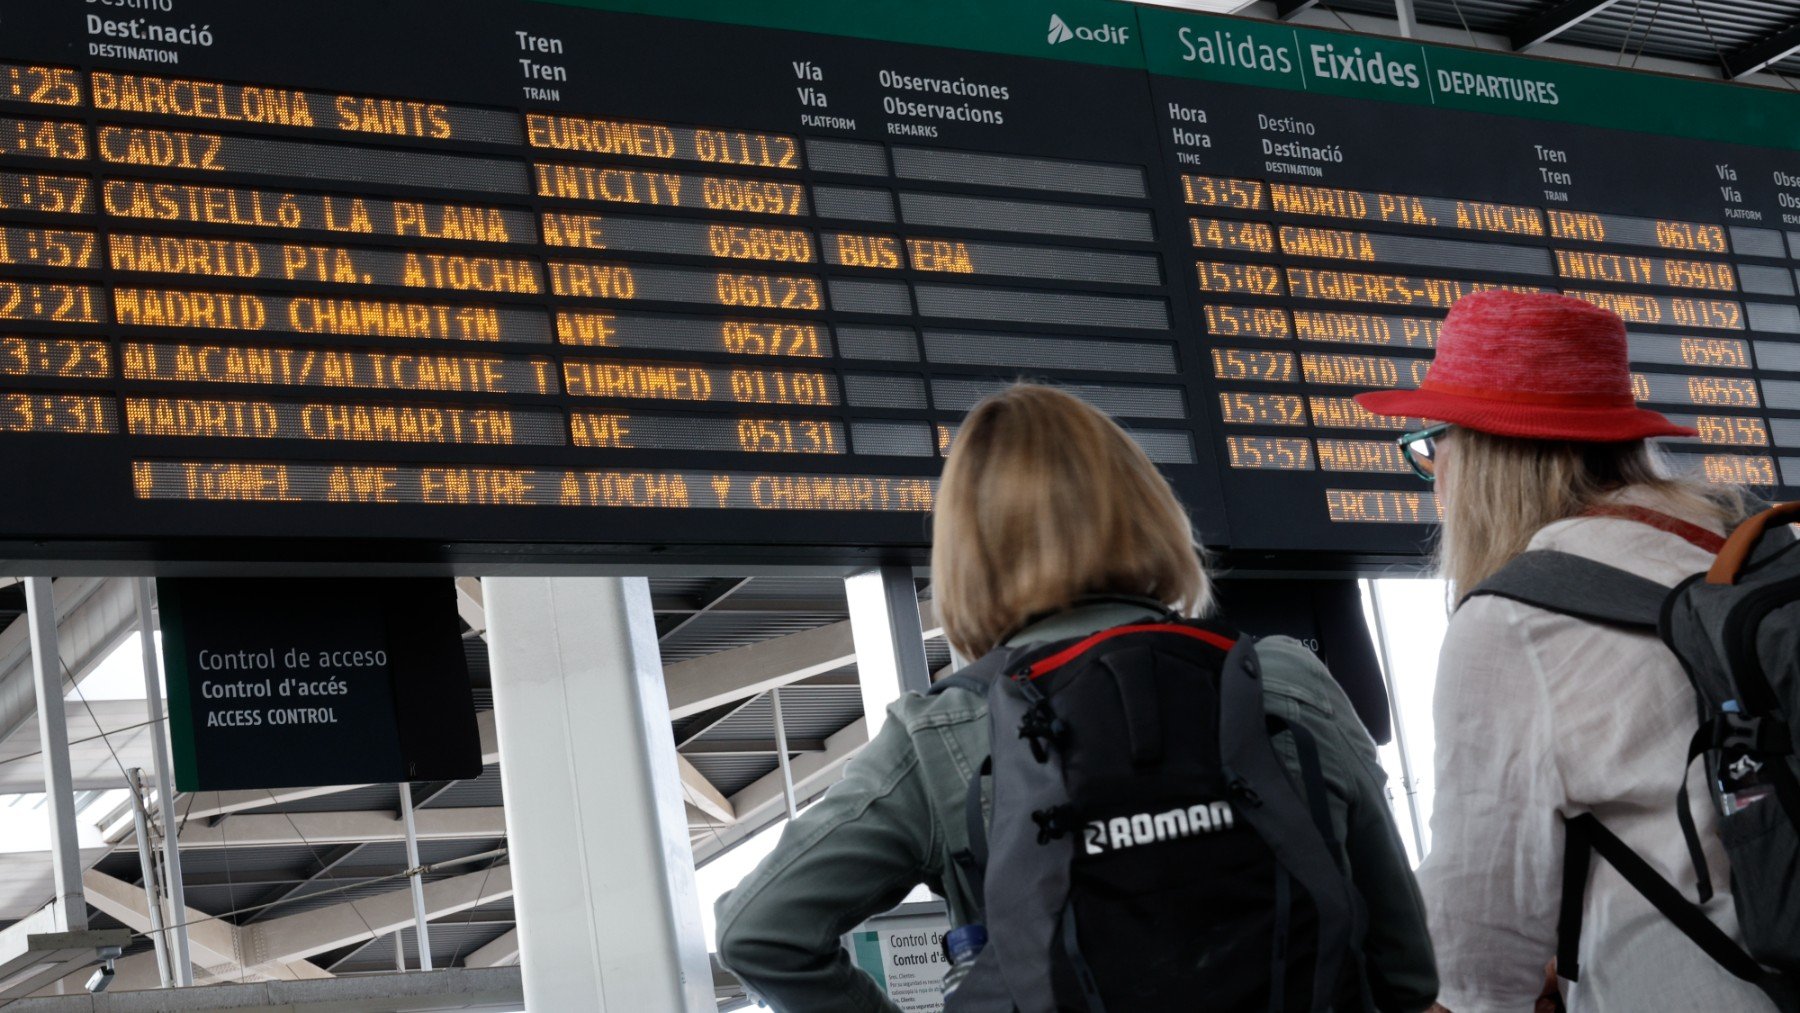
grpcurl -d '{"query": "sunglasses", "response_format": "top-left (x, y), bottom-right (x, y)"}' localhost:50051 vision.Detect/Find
top-left (1396, 423), bottom-right (1452, 482)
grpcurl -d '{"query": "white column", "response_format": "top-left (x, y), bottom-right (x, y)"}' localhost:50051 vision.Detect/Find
top-left (1367, 580), bottom-right (1428, 859)
top-left (483, 577), bottom-right (712, 1012)
top-left (134, 578), bottom-right (191, 985)
top-left (25, 578), bottom-right (87, 932)
top-left (126, 770), bottom-right (171, 987)
top-left (398, 781), bottom-right (432, 971)
top-left (1394, 0), bottom-right (1417, 37)
top-left (771, 688), bottom-right (798, 820)
top-left (844, 566), bottom-right (930, 739)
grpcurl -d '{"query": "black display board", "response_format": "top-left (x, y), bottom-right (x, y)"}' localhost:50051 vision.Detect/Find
top-left (158, 577), bottom-right (480, 790)
top-left (1217, 579), bottom-right (1391, 744)
top-left (0, 0), bottom-right (1794, 569)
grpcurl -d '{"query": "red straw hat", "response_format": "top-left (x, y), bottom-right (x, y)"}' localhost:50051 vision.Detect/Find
top-left (1355, 290), bottom-right (1695, 441)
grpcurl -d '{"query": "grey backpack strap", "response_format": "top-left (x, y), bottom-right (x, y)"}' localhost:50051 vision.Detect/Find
top-left (1218, 638), bottom-right (1355, 1011)
top-left (1466, 550), bottom-right (1669, 630)
top-left (931, 673), bottom-right (993, 698)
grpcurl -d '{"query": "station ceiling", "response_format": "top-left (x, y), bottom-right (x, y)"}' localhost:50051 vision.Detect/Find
top-left (1222, 0), bottom-right (1800, 80)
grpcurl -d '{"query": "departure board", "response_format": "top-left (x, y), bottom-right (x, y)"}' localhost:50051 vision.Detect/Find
top-left (0, 0), bottom-right (1796, 566)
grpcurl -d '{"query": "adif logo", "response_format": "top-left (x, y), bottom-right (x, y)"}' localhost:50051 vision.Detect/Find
top-left (1083, 801), bottom-right (1234, 856)
top-left (1047, 13), bottom-right (1131, 46)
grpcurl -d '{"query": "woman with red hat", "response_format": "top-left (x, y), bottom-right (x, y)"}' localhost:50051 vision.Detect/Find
top-left (1356, 290), bottom-right (1774, 1013)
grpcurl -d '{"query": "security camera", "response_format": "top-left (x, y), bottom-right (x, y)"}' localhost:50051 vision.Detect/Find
top-left (85, 961), bottom-right (114, 994)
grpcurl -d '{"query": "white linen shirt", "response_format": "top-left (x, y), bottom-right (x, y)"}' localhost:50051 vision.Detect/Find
top-left (1417, 488), bottom-right (1776, 1013)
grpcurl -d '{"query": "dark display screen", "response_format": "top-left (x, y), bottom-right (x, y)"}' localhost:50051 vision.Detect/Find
top-left (0, 0), bottom-right (1797, 566)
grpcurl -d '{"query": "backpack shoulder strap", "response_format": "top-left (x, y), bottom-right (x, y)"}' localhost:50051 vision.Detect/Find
top-left (1466, 550), bottom-right (1669, 631)
top-left (928, 672), bottom-right (992, 699)
top-left (925, 648), bottom-right (1011, 699)
top-left (1559, 814), bottom-right (1770, 987)
top-left (1218, 636), bottom-right (1355, 1012)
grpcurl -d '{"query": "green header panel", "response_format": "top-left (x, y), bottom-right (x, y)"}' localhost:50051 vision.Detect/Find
top-left (1137, 7), bottom-right (1800, 151)
top-left (538, 0), bottom-right (1149, 68)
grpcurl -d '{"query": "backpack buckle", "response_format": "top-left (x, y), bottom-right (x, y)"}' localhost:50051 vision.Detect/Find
top-left (1017, 700), bottom-right (1066, 764)
top-left (1714, 712), bottom-right (1793, 756)
top-left (1030, 805), bottom-right (1075, 844)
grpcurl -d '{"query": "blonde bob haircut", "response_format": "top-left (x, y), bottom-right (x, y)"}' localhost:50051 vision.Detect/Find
top-left (931, 384), bottom-right (1211, 660)
top-left (1438, 428), bottom-right (1743, 601)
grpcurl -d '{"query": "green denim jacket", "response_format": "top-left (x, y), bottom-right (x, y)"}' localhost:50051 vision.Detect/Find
top-left (716, 604), bottom-right (1439, 1012)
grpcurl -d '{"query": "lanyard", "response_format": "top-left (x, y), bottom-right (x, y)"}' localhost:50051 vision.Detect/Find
top-left (1581, 504), bottom-right (1726, 554)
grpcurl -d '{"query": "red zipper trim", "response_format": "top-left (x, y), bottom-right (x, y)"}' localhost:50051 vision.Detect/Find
top-left (1023, 623), bottom-right (1236, 680)
top-left (1582, 504), bottom-right (1726, 554)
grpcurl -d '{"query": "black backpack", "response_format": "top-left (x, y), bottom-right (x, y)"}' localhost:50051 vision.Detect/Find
top-left (1469, 503), bottom-right (1800, 1011)
top-left (934, 605), bottom-right (1368, 1012)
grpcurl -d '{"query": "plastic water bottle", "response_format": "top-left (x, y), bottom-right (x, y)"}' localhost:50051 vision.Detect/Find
top-left (1719, 701), bottom-right (1774, 818)
top-left (944, 924), bottom-right (987, 968)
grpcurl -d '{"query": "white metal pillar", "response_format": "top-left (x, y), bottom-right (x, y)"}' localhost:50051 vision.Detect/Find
top-left (844, 566), bottom-right (930, 739)
top-left (126, 769), bottom-right (171, 987)
top-left (134, 578), bottom-right (191, 985)
top-left (771, 688), bottom-right (799, 820)
top-left (1366, 581), bottom-right (1428, 858)
top-left (25, 578), bottom-right (87, 933)
top-left (398, 781), bottom-right (432, 971)
top-left (483, 577), bottom-right (712, 1012)
top-left (1395, 0), bottom-right (1417, 38)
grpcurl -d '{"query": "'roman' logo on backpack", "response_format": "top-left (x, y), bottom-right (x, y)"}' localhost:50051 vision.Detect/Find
top-left (1083, 801), bottom-right (1236, 856)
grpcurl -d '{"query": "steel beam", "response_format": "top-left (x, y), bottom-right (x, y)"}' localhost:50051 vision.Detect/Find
top-left (692, 718), bottom-right (869, 864)
top-left (453, 577), bottom-right (486, 639)
top-left (25, 579), bottom-right (86, 934)
top-left (135, 577), bottom-right (191, 985)
top-left (126, 770), bottom-right (171, 986)
top-left (771, 688), bottom-right (799, 820)
top-left (176, 807), bottom-right (507, 849)
top-left (676, 754), bottom-right (735, 825)
top-left (1509, 0), bottom-right (1625, 52)
top-left (845, 566), bottom-right (929, 738)
top-left (466, 927), bottom-right (520, 968)
top-left (679, 737), bottom-right (825, 755)
top-left (664, 617), bottom-right (859, 720)
top-left (242, 864), bottom-right (513, 967)
top-left (83, 868), bottom-right (328, 982)
top-left (1395, 0), bottom-right (1417, 38)
top-left (1723, 20), bottom-right (1800, 79)
top-left (1276, 0), bottom-right (1320, 19)
top-left (243, 845), bottom-right (365, 923)
top-left (0, 578), bottom-right (135, 754)
top-left (398, 782), bottom-right (433, 972)
top-left (656, 577), bottom-right (752, 643)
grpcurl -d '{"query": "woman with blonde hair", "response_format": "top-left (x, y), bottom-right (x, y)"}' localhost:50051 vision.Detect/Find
top-left (1355, 290), bottom-right (1775, 1012)
top-left (716, 383), bottom-right (1437, 1012)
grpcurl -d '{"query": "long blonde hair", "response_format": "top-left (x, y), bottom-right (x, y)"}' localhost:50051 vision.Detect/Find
top-left (931, 384), bottom-right (1210, 659)
top-left (1437, 429), bottom-right (1742, 600)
